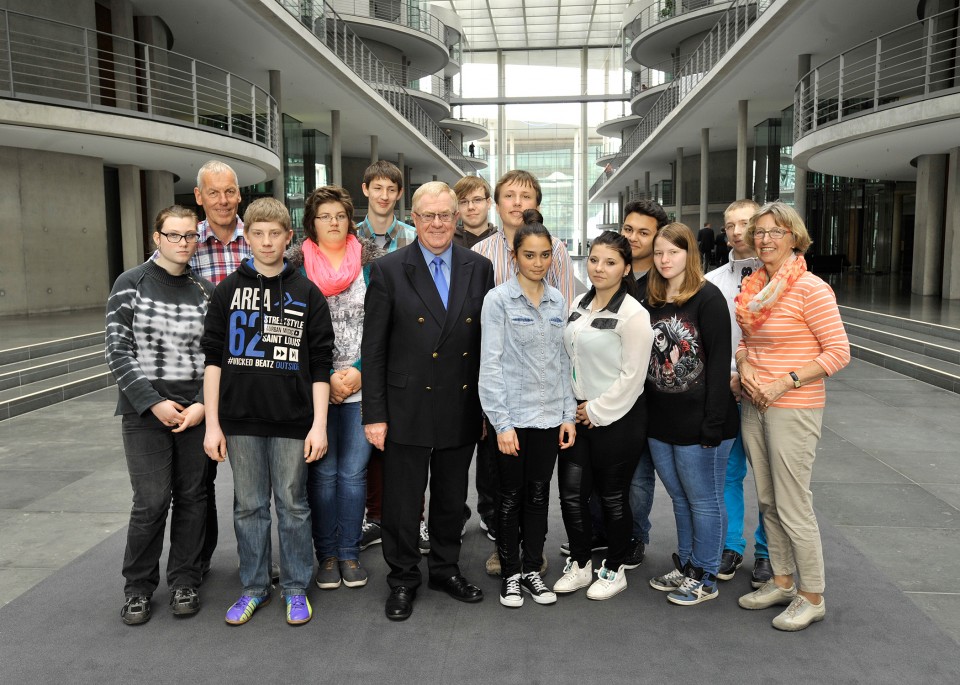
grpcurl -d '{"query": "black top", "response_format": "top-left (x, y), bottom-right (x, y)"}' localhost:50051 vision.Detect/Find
top-left (642, 281), bottom-right (739, 446)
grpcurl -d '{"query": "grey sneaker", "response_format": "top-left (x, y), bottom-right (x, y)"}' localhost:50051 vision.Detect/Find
top-left (418, 521), bottom-right (430, 555)
top-left (339, 559), bottom-right (368, 588)
top-left (360, 519), bottom-right (382, 551)
top-left (738, 580), bottom-right (797, 610)
top-left (772, 595), bottom-right (826, 631)
top-left (315, 556), bottom-right (341, 590)
top-left (121, 595), bottom-right (151, 625)
top-left (169, 587), bottom-right (200, 616)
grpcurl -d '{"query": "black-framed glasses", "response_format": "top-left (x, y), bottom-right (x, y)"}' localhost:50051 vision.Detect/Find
top-left (158, 231), bottom-right (200, 244)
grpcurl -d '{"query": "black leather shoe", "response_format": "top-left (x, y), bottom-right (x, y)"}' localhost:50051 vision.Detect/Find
top-left (385, 586), bottom-right (415, 621)
top-left (717, 549), bottom-right (743, 581)
top-left (751, 557), bottom-right (773, 589)
top-left (428, 574), bottom-right (484, 603)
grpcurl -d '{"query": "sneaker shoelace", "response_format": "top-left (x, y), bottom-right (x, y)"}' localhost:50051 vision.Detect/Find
top-left (505, 576), bottom-right (521, 596)
top-left (783, 596), bottom-right (807, 616)
top-left (288, 595), bottom-right (306, 610)
top-left (523, 573), bottom-right (548, 593)
top-left (675, 576), bottom-right (703, 594)
top-left (362, 520), bottom-right (374, 533)
top-left (597, 567), bottom-right (617, 582)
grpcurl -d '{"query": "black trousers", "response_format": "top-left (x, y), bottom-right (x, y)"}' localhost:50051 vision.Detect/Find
top-left (495, 427), bottom-right (559, 577)
top-left (559, 396), bottom-right (646, 570)
top-left (475, 416), bottom-right (499, 521)
top-left (381, 440), bottom-right (474, 589)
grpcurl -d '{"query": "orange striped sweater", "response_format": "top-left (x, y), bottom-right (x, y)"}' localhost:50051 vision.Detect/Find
top-left (737, 272), bottom-right (850, 408)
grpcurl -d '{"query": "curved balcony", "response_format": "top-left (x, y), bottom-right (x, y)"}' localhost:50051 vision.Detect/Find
top-left (0, 9), bottom-right (279, 166)
top-left (591, 0), bottom-right (771, 200)
top-left (275, 1), bottom-right (478, 174)
top-left (629, 57), bottom-right (676, 116)
top-left (328, 0), bottom-right (451, 74)
top-left (597, 113), bottom-right (642, 140)
top-left (793, 5), bottom-right (960, 180)
top-left (461, 145), bottom-right (487, 170)
top-left (380, 61), bottom-right (454, 119)
top-left (626, 1), bottom-right (736, 67)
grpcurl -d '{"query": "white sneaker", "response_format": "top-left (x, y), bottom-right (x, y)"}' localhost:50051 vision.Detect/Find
top-left (552, 558), bottom-right (592, 594)
top-left (738, 580), bottom-right (798, 610)
top-left (499, 574), bottom-right (523, 608)
top-left (586, 561), bottom-right (627, 600)
top-left (772, 595), bottom-right (825, 631)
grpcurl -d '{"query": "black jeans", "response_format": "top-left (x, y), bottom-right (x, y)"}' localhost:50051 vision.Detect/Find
top-left (475, 416), bottom-right (499, 522)
top-left (121, 412), bottom-right (207, 596)
top-left (494, 427), bottom-right (559, 577)
top-left (559, 396), bottom-right (646, 570)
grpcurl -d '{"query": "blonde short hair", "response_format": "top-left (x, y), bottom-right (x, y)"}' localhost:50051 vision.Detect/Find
top-left (747, 201), bottom-right (812, 253)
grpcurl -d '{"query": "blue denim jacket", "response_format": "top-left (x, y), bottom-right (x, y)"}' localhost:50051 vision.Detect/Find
top-left (479, 277), bottom-right (576, 434)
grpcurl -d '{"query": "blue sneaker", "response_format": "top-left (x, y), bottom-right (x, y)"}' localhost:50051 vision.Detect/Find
top-left (225, 595), bottom-right (270, 625)
top-left (286, 594), bottom-right (312, 625)
top-left (667, 566), bottom-right (719, 606)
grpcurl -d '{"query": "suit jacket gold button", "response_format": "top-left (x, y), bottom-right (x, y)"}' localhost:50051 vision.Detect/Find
top-left (426, 386), bottom-right (432, 391)
top-left (432, 352), bottom-right (438, 358)
top-left (418, 317), bottom-right (425, 323)
top-left (462, 384), bottom-right (468, 390)
top-left (465, 317), bottom-right (473, 324)
top-left (462, 352), bottom-right (468, 357)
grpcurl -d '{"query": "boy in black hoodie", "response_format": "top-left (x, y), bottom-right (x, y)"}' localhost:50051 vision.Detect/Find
top-left (202, 198), bottom-right (334, 627)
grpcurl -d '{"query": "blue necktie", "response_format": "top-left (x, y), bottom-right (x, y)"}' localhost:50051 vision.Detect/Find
top-left (431, 256), bottom-right (448, 309)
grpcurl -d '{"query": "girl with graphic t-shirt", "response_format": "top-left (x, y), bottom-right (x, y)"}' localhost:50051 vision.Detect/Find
top-left (643, 223), bottom-right (739, 607)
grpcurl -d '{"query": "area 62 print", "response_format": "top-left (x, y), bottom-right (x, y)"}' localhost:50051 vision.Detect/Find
top-left (226, 287), bottom-right (306, 372)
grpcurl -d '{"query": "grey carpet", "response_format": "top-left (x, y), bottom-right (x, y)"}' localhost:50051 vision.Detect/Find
top-left (1, 469), bottom-right (958, 685)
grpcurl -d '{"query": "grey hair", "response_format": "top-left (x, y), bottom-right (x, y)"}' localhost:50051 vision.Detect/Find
top-left (411, 181), bottom-right (457, 214)
top-left (196, 160), bottom-right (239, 190)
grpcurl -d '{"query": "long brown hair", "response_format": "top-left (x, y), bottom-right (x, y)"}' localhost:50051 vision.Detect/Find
top-left (646, 222), bottom-right (704, 307)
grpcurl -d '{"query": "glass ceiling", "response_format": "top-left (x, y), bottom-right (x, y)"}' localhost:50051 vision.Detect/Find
top-left (433, 0), bottom-right (632, 51)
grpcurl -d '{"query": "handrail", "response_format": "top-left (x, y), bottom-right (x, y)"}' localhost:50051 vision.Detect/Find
top-left (380, 61), bottom-right (456, 102)
top-left (591, 0), bottom-right (771, 198)
top-left (625, 0), bottom-right (728, 40)
top-left (630, 57), bottom-right (678, 97)
top-left (794, 6), bottom-right (960, 143)
top-left (329, 0), bottom-right (447, 46)
top-left (275, 1), bottom-right (477, 173)
top-left (0, 9), bottom-right (279, 154)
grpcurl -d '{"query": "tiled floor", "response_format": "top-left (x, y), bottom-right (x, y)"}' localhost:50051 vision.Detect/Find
top-left (1, 273), bottom-right (958, 643)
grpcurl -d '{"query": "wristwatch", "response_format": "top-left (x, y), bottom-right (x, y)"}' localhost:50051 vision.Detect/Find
top-left (789, 371), bottom-right (802, 388)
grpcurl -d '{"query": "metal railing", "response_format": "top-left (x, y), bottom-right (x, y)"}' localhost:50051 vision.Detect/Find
top-left (276, 1), bottom-right (477, 173)
top-left (329, 0), bottom-right (446, 46)
top-left (591, 0), bottom-right (769, 198)
top-left (625, 0), bottom-right (727, 40)
top-left (0, 9), bottom-right (279, 153)
top-left (795, 6), bottom-right (960, 142)
top-left (463, 145), bottom-right (487, 162)
top-left (630, 57), bottom-right (677, 97)
top-left (380, 61), bottom-right (456, 102)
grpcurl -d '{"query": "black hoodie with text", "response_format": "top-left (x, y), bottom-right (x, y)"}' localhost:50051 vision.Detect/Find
top-left (202, 258), bottom-right (334, 439)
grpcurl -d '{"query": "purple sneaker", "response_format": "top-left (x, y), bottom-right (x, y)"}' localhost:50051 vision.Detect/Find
top-left (225, 595), bottom-right (270, 625)
top-left (285, 594), bottom-right (312, 625)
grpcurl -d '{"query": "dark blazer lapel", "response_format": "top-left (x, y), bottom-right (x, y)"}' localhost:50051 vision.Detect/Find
top-left (402, 243), bottom-right (447, 325)
top-left (438, 245), bottom-right (474, 346)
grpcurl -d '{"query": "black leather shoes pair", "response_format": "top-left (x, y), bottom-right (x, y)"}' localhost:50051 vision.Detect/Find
top-left (428, 574), bottom-right (484, 603)
top-left (385, 586), bottom-right (416, 621)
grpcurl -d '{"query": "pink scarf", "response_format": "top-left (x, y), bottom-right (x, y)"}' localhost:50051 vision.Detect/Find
top-left (302, 234), bottom-right (362, 297)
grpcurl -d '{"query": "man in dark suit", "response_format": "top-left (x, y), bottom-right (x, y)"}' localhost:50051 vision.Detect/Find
top-left (362, 181), bottom-right (495, 621)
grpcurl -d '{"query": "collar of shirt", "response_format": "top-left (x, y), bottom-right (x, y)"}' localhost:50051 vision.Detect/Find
top-left (359, 216), bottom-right (402, 242)
top-left (418, 241), bottom-right (453, 274)
top-left (198, 217), bottom-right (244, 245)
top-left (505, 274), bottom-right (562, 304)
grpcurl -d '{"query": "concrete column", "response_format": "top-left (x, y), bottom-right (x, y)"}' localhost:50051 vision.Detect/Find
top-left (675, 147), bottom-right (684, 222)
top-left (142, 170), bottom-right (174, 231)
top-left (580, 97), bottom-right (588, 257)
top-left (397, 152), bottom-right (405, 217)
top-left (118, 165), bottom-right (144, 270)
top-left (700, 128), bottom-right (709, 227)
top-left (891, 192), bottom-right (903, 273)
top-left (644, 171), bottom-right (651, 199)
top-left (912, 154), bottom-right (947, 296)
top-left (737, 100), bottom-right (748, 199)
top-left (943, 147), bottom-right (960, 299)
top-left (497, 49), bottom-right (505, 183)
top-left (793, 55), bottom-right (811, 214)
top-left (370, 135), bottom-right (379, 163)
top-left (269, 70), bottom-right (285, 201)
top-left (331, 110), bottom-right (342, 186)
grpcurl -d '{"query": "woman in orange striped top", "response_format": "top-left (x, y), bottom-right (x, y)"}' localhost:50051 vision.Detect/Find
top-left (733, 202), bottom-right (849, 632)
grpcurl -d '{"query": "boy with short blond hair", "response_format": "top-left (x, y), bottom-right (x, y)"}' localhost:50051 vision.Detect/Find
top-left (202, 198), bottom-right (334, 626)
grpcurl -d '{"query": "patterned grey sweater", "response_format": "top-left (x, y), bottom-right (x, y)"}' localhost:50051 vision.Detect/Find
top-left (105, 260), bottom-right (214, 416)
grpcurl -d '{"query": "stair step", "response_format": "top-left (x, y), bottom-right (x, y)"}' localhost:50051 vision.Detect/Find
top-left (847, 334), bottom-right (960, 394)
top-left (839, 306), bottom-right (960, 343)
top-left (843, 322), bottom-right (960, 366)
top-left (0, 346), bottom-right (105, 392)
top-left (0, 331), bottom-right (104, 366)
top-left (0, 366), bottom-right (116, 421)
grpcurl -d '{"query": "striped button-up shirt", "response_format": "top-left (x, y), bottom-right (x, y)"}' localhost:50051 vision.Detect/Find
top-left (471, 230), bottom-right (576, 314)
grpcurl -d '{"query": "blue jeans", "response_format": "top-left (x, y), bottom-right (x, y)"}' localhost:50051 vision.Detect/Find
top-left (227, 435), bottom-right (312, 598)
top-left (648, 437), bottom-right (734, 577)
top-left (629, 444), bottom-right (655, 544)
top-left (307, 402), bottom-right (371, 562)
top-left (121, 413), bottom-right (207, 596)
top-left (723, 428), bottom-right (769, 557)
